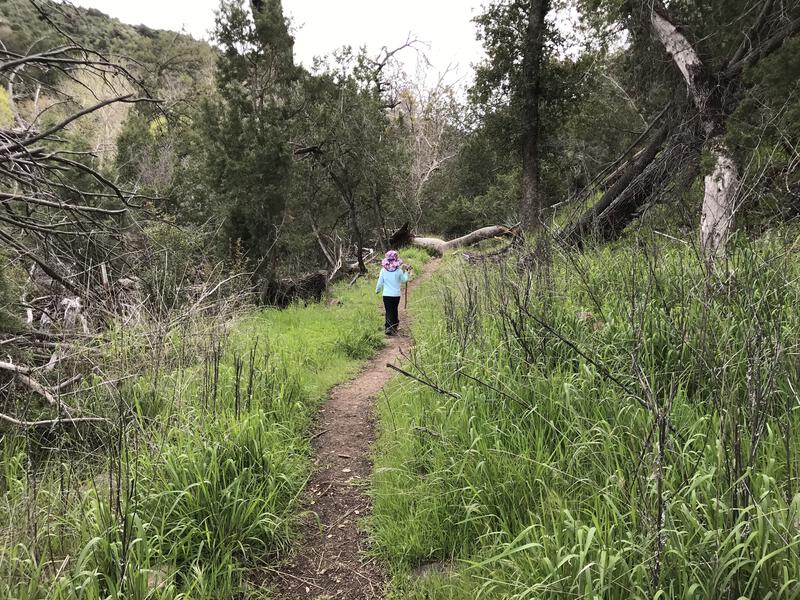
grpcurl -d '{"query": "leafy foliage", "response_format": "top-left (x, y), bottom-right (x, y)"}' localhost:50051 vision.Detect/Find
top-left (290, 48), bottom-right (411, 266)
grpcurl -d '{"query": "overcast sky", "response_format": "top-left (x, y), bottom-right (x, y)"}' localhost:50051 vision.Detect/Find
top-left (67, 0), bottom-right (487, 87)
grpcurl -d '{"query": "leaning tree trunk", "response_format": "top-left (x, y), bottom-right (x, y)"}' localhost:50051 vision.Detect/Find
top-left (649, 4), bottom-right (739, 261)
top-left (561, 120), bottom-right (671, 244)
top-left (520, 0), bottom-right (550, 231)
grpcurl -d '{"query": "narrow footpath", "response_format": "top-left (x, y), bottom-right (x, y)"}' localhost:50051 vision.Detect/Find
top-left (270, 259), bottom-right (440, 600)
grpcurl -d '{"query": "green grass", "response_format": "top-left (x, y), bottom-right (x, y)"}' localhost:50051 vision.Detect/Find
top-left (0, 252), bottom-right (429, 599)
top-left (371, 230), bottom-right (800, 599)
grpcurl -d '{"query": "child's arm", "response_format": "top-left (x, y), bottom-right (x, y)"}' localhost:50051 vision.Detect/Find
top-left (375, 270), bottom-right (384, 294)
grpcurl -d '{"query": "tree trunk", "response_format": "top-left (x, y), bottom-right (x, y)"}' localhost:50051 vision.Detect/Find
top-left (390, 224), bottom-right (520, 256)
top-left (648, 3), bottom-right (737, 259)
top-left (520, 0), bottom-right (549, 231)
top-left (700, 141), bottom-right (739, 258)
top-left (373, 192), bottom-right (390, 250)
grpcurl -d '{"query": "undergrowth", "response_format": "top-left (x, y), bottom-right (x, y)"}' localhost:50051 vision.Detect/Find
top-left (372, 230), bottom-right (800, 599)
top-left (0, 248), bottom-right (427, 599)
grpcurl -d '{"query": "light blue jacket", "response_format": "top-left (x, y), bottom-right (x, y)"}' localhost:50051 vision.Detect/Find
top-left (376, 268), bottom-right (409, 297)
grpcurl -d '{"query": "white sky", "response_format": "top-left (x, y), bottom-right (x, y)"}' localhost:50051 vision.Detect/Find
top-left (67, 0), bottom-right (486, 87)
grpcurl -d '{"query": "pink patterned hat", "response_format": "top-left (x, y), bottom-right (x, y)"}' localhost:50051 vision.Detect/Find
top-left (382, 250), bottom-right (403, 272)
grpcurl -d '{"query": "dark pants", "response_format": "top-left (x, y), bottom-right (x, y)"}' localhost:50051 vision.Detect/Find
top-left (383, 295), bottom-right (401, 333)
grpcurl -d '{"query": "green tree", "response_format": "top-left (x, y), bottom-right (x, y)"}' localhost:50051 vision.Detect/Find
top-left (292, 48), bottom-right (409, 272)
top-left (424, 1), bottom-right (605, 235)
top-left (182, 0), bottom-right (299, 260)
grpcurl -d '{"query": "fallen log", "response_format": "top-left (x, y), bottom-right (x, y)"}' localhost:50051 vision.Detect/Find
top-left (389, 223), bottom-right (520, 256)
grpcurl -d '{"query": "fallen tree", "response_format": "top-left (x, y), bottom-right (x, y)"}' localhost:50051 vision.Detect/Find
top-left (561, 113), bottom-right (702, 245)
top-left (389, 222), bottom-right (520, 256)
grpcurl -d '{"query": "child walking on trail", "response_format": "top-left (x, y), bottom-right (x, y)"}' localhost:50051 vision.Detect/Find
top-left (375, 250), bottom-right (411, 335)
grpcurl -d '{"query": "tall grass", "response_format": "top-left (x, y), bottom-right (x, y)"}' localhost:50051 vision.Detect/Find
top-left (0, 251), bottom-right (428, 599)
top-left (372, 230), bottom-right (800, 599)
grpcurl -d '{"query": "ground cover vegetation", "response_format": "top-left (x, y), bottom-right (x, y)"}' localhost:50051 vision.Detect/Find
top-left (373, 231), bottom-right (800, 598)
top-left (0, 261), bottom-right (416, 598)
top-left (0, 0), bottom-right (799, 597)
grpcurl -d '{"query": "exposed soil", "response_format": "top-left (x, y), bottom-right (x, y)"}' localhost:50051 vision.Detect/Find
top-left (268, 259), bottom-right (440, 600)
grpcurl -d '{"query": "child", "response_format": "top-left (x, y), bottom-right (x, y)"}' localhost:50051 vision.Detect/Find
top-left (375, 250), bottom-right (411, 335)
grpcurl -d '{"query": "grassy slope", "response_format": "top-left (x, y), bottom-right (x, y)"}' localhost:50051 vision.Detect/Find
top-left (371, 232), bottom-right (800, 599)
top-left (0, 250), bottom-right (429, 600)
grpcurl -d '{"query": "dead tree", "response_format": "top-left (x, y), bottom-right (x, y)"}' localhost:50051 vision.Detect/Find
top-left (397, 66), bottom-right (463, 226)
top-left (0, 11), bottom-right (157, 427)
top-left (389, 222), bottom-right (520, 256)
top-left (0, 37), bottom-right (155, 305)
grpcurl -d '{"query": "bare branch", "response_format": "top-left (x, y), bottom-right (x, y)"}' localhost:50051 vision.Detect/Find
top-left (0, 412), bottom-right (109, 429)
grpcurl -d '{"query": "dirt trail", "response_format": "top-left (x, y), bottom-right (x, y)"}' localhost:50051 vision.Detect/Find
top-left (270, 259), bottom-right (440, 600)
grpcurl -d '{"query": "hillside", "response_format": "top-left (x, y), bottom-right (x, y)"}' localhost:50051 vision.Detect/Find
top-left (0, 0), bottom-right (215, 171)
top-left (0, 0), bottom-right (214, 75)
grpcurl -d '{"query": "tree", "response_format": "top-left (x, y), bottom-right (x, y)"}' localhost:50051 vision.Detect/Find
top-left (395, 68), bottom-right (465, 227)
top-left (471, 0), bottom-right (585, 230)
top-left (292, 48), bottom-right (410, 273)
top-left (181, 0), bottom-right (299, 261)
top-left (520, 0), bottom-right (550, 230)
top-left (564, 0), bottom-right (800, 258)
top-left (648, 0), bottom-right (800, 258)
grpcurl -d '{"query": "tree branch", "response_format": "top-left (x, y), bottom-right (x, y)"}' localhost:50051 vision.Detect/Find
top-left (0, 412), bottom-right (109, 429)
